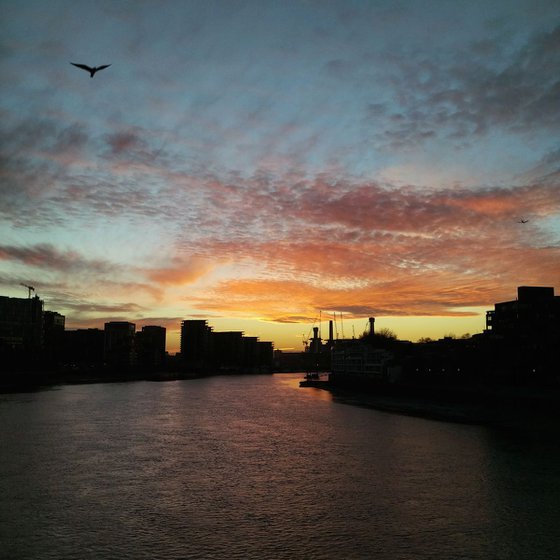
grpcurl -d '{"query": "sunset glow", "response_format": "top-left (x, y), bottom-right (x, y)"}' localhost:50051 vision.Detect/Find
top-left (1, 1), bottom-right (559, 352)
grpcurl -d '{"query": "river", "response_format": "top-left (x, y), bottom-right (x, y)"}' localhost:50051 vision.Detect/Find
top-left (1, 373), bottom-right (559, 559)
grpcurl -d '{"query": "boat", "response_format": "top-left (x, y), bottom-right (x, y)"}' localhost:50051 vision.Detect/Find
top-left (299, 371), bottom-right (329, 387)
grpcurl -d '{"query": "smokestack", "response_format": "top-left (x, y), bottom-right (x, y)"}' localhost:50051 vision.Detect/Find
top-left (312, 326), bottom-right (320, 353)
top-left (329, 320), bottom-right (333, 344)
top-left (369, 317), bottom-right (375, 337)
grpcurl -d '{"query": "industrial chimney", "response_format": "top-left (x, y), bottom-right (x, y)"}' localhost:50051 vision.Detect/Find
top-left (312, 326), bottom-right (321, 353)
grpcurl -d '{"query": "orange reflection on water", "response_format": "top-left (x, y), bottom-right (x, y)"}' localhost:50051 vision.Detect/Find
top-left (277, 373), bottom-right (334, 402)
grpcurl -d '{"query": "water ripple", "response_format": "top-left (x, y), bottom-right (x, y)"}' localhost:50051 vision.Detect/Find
top-left (1, 375), bottom-right (560, 559)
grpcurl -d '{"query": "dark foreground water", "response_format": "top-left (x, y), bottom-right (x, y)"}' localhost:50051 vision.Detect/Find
top-left (1, 374), bottom-right (560, 560)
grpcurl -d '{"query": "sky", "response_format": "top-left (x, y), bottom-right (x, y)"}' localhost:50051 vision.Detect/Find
top-left (1, 0), bottom-right (560, 353)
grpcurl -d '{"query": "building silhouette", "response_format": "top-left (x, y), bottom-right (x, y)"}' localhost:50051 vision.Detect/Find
top-left (2, 285), bottom-right (555, 386)
top-left (242, 336), bottom-right (274, 370)
top-left (212, 331), bottom-right (244, 370)
top-left (329, 286), bottom-right (559, 390)
top-left (0, 295), bottom-right (45, 369)
top-left (63, 328), bottom-right (105, 368)
top-left (180, 319), bottom-right (273, 372)
top-left (136, 325), bottom-right (166, 371)
top-left (104, 321), bottom-right (136, 371)
top-left (486, 286), bottom-right (560, 339)
top-left (483, 286), bottom-right (560, 382)
top-left (1, 292), bottom-right (274, 377)
top-left (180, 320), bottom-right (213, 370)
top-left (43, 310), bottom-right (65, 365)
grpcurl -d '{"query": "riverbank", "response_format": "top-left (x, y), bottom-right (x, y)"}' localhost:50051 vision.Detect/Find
top-left (0, 368), bottom-right (271, 393)
top-left (300, 378), bottom-right (560, 431)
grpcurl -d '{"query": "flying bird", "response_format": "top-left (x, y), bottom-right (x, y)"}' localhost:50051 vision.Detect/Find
top-left (70, 62), bottom-right (111, 78)
top-left (518, 218), bottom-right (529, 223)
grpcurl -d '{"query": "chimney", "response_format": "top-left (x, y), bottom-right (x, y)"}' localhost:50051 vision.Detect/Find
top-left (369, 317), bottom-right (375, 337)
top-left (311, 326), bottom-right (321, 353)
top-left (329, 320), bottom-right (333, 344)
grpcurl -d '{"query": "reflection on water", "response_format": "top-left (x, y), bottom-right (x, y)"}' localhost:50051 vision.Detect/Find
top-left (1, 374), bottom-right (560, 559)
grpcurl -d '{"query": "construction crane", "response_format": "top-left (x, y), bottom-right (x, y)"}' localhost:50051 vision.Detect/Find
top-left (20, 283), bottom-right (35, 298)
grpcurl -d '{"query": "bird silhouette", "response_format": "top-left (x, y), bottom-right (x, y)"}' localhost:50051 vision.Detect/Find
top-left (518, 218), bottom-right (529, 223)
top-left (70, 63), bottom-right (111, 78)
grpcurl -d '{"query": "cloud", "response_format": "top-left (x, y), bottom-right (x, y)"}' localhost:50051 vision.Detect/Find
top-left (0, 243), bottom-right (114, 275)
top-left (170, 172), bottom-right (560, 323)
top-left (189, 275), bottom-right (503, 323)
top-left (0, 118), bottom-right (89, 178)
top-left (62, 310), bottom-right (184, 333)
top-left (368, 24), bottom-right (560, 149)
top-left (64, 314), bottom-right (160, 330)
top-left (188, 220), bottom-right (560, 322)
top-left (103, 127), bottom-right (172, 165)
top-left (0, 117), bottom-right (96, 227)
top-left (0, 244), bottom-right (165, 307)
top-left (105, 130), bottom-right (145, 155)
top-left (517, 147), bottom-right (560, 184)
top-left (177, 174), bottom-right (560, 252)
top-left (145, 256), bottom-right (214, 286)
top-left (3, 0), bottom-right (559, 348)
top-left (59, 301), bottom-right (145, 314)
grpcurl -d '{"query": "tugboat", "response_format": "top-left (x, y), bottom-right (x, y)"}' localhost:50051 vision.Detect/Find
top-left (299, 370), bottom-right (328, 387)
top-left (299, 318), bottom-right (332, 387)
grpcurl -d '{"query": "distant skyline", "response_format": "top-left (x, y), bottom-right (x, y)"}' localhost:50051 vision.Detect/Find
top-left (1, 0), bottom-right (559, 352)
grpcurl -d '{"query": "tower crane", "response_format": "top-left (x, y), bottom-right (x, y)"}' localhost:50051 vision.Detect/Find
top-left (20, 283), bottom-right (35, 298)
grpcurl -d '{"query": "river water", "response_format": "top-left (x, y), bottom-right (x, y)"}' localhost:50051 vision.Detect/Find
top-left (1, 373), bottom-right (559, 559)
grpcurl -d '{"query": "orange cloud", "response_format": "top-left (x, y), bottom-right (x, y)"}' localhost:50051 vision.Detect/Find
top-left (145, 256), bottom-right (213, 286)
top-left (187, 215), bottom-right (560, 323)
top-left (190, 274), bottom-right (507, 324)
